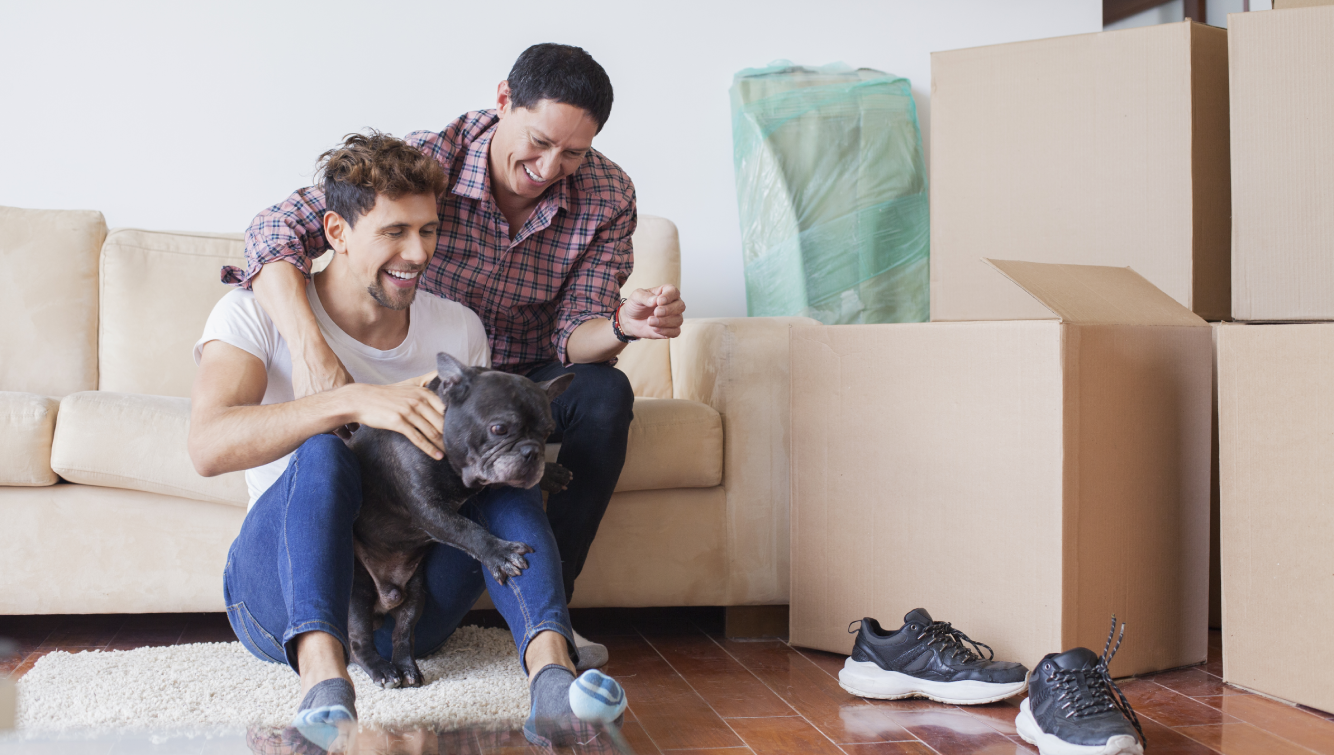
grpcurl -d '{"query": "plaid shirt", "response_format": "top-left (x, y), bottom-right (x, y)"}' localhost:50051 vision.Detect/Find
top-left (222, 110), bottom-right (637, 375)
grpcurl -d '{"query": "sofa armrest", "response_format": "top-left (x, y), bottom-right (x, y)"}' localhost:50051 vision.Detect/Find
top-left (670, 316), bottom-right (819, 605)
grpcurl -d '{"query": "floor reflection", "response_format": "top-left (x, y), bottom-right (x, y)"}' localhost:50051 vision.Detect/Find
top-left (244, 723), bottom-right (636, 755)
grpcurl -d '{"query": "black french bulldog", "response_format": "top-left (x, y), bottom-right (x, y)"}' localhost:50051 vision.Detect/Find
top-left (344, 352), bottom-right (574, 688)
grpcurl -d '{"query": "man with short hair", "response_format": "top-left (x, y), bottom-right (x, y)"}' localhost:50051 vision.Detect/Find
top-left (191, 131), bottom-right (623, 749)
top-left (227, 44), bottom-right (686, 668)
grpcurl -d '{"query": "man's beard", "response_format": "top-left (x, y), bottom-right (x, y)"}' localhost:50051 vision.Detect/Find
top-left (367, 280), bottom-right (416, 311)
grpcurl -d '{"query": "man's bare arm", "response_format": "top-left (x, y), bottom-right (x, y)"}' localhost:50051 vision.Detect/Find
top-left (251, 261), bottom-right (352, 398)
top-left (188, 340), bottom-right (444, 477)
top-left (565, 285), bottom-right (687, 364)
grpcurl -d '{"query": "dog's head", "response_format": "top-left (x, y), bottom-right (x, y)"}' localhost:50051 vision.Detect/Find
top-left (430, 352), bottom-right (573, 490)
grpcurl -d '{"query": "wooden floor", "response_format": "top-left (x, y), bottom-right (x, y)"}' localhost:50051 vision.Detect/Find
top-left (4, 608), bottom-right (1334, 754)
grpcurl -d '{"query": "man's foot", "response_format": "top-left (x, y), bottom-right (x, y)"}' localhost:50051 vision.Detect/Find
top-left (523, 665), bottom-right (626, 747)
top-left (838, 608), bottom-right (1028, 705)
top-left (1014, 618), bottom-right (1144, 755)
top-left (292, 678), bottom-right (358, 752)
top-left (573, 628), bottom-right (609, 671)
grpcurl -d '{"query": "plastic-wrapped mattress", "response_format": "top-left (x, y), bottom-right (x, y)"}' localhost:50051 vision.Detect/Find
top-left (731, 61), bottom-right (929, 324)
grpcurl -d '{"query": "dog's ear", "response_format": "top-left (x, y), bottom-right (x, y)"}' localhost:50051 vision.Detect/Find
top-left (435, 353), bottom-right (472, 394)
top-left (535, 373), bottom-right (575, 402)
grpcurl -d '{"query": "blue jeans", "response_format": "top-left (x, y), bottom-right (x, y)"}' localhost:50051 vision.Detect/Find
top-left (222, 434), bottom-right (574, 675)
top-left (524, 361), bottom-right (634, 602)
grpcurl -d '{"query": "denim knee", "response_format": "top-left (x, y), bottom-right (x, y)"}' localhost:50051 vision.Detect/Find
top-left (290, 434), bottom-right (362, 515)
top-left (565, 364), bottom-right (634, 428)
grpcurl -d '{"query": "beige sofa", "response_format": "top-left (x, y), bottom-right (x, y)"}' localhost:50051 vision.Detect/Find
top-left (0, 205), bottom-right (813, 616)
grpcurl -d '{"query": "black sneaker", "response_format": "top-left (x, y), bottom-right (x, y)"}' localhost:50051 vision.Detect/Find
top-left (1014, 617), bottom-right (1145, 755)
top-left (838, 608), bottom-right (1028, 704)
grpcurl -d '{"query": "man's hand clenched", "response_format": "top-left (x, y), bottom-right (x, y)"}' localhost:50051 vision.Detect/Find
top-left (620, 284), bottom-right (686, 339)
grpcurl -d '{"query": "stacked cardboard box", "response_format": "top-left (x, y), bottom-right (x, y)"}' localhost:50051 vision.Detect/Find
top-left (790, 261), bottom-right (1213, 676)
top-left (1217, 4), bottom-right (1334, 714)
top-left (929, 21), bottom-right (1230, 323)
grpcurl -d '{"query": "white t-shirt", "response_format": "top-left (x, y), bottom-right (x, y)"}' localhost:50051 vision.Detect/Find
top-left (194, 280), bottom-right (490, 507)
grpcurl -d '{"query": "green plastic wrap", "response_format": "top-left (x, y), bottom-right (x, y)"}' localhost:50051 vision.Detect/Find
top-left (730, 61), bottom-right (929, 324)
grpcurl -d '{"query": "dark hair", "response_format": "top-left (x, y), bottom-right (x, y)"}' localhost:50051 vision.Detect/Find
top-left (317, 131), bottom-right (446, 228)
top-left (506, 43), bottom-right (614, 132)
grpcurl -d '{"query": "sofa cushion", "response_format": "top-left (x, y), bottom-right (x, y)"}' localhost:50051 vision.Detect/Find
top-left (50, 391), bottom-right (248, 507)
top-left (0, 392), bottom-right (60, 486)
top-left (99, 229), bottom-right (246, 397)
top-left (616, 397), bottom-right (722, 492)
top-left (0, 206), bottom-right (107, 396)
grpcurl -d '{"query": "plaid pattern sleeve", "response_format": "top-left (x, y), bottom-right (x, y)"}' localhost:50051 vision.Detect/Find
top-left (221, 185), bottom-right (330, 288)
top-left (551, 196), bottom-right (637, 366)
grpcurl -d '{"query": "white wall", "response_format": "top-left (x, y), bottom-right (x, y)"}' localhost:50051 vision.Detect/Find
top-left (0, 0), bottom-right (1099, 317)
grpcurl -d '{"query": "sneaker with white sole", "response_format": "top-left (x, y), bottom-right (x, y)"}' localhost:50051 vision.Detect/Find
top-left (838, 608), bottom-right (1028, 705)
top-left (1014, 617), bottom-right (1145, 755)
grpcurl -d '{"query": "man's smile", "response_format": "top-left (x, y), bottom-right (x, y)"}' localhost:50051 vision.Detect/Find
top-left (382, 268), bottom-right (421, 289)
top-left (522, 163), bottom-right (547, 186)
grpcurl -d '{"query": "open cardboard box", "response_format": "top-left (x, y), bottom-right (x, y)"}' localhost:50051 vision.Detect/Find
top-left (789, 260), bottom-right (1213, 676)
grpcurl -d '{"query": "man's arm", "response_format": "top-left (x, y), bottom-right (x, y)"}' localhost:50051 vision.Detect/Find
top-left (566, 285), bottom-right (687, 364)
top-left (227, 186), bottom-right (352, 399)
top-left (188, 340), bottom-right (444, 477)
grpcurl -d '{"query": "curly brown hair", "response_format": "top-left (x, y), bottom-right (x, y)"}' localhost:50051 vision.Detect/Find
top-left (317, 130), bottom-right (446, 228)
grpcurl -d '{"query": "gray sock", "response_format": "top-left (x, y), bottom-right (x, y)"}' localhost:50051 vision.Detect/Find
top-left (530, 664), bottom-right (575, 720)
top-left (297, 678), bottom-right (358, 720)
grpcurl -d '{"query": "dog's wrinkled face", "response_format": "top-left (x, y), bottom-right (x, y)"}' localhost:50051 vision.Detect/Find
top-left (431, 353), bottom-right (573, 489)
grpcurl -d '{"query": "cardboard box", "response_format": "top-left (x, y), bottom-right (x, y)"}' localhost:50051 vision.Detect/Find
top-left (1229, 6), bottom-right (1334, 321)
top-left (790, 261), bottom-right (1213, 676)
top-left (930, 22), bottom-right (1230, 323)
top-left (1272, 0), bottom-right (1334, 9)
top-left (1216, 323), bottom-right (1334, 712)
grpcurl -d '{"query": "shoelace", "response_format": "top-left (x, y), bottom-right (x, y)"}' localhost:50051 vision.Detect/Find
top-left (1051, 615), bottom-right (1146, 746)
top-left (916, 621), bottom-right (995, 664)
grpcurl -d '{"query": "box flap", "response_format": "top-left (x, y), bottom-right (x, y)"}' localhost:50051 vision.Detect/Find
top-left (985, 259), bottom-right (1207, 326)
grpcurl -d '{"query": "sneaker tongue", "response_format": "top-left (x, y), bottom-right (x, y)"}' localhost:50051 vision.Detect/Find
top-left (1052, 647), bottom-right (1099, 670)
top-left (902, 608), bottom-right (933, 626)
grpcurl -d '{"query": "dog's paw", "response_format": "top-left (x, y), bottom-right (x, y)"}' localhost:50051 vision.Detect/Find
top-left (393, 657), bottom-right (424, 687)
top-left (355, 656), bottom-right (403, 689)
top-left (539, 462), bottom-right (574, 493)
top-left (484, 540), bottom-right (534, 584)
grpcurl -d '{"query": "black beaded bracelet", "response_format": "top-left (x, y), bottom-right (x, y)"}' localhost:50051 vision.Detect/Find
top-left (612, 298), bottom-right (639, 343)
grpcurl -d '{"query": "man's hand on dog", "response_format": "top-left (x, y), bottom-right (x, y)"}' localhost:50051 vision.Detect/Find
top-left (340, 382), bottom-right (445, 460)
top-left (621, 284), bottom-right (686, 339)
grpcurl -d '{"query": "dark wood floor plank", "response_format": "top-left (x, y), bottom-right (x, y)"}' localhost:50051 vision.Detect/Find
top-left (640, 629), bottom-right (793, 719)
top-left (839, 743), bottom-right (938, 755)
top-left (1177, 722), bottom-right (1319, 755)
top-left (107, 612), bottom-right (189, 650)
top-left (1119, 679), bottom-right (1239, 728)
top-left (36, 613), bottom-right (124, 649)
top-left (1130, 717), bottom-right (1223, 755)
top-left (0, 614), bottom-right (63, 654)
top-left (617, 720), bottom-right (662, 755)
top-left (793, 646), bottom-right (847, 680)
top-left (1205, 693), bottom-right (1334, 755)
top-left (716, 638), bottom-right (916, 745)
top-left (176, 613), bottom-right (237, 645)
top-left (876, 708), bottom-right (1029, 755)
top-left (727, 715), bottom-right (844, 755)
top-left (1147, 667), bottom-right (1251, 699)
top-left (600, 634), bottom-right (743, 751)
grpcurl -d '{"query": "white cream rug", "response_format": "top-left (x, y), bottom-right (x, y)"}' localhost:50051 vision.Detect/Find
top-left (14, 626), bottom-right (530, 733)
